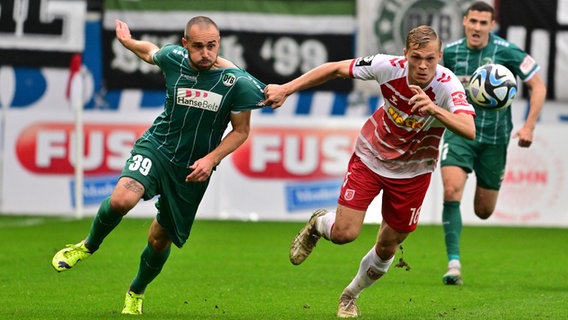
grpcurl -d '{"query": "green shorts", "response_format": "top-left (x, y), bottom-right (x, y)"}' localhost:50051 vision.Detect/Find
top-left (440, 132), bottom-right (508, 190)
top-left (121, 139), bottom-right (209, 248)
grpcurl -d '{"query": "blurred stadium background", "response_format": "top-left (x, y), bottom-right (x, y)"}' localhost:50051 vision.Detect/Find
top-left (1, 0), bottom-right (567, 227)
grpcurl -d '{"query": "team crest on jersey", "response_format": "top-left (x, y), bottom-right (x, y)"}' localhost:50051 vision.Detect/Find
top-left (222, 73), bottom-right (237, 86)
top-left (176, 88), bottom-right (222, 112)
top-left (344, 189), bottom-right (355, 201)
top-left (373, 0), bottom-right (469, 55)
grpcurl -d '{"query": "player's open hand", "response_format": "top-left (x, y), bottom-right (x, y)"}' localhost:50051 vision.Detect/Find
top-left (115, 19), bottom-right (132, 45)
top-left (263, 84), bottom-right (289, 109)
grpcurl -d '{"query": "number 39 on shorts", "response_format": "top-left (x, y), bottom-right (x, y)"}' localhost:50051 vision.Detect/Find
top-left (128, 154), bottom-right (152, 176)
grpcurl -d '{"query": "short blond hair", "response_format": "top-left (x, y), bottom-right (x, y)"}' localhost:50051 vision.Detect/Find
top-left (406, 25), bottom-right (442, 51)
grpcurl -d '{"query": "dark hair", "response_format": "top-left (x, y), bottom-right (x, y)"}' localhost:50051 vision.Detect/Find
top-left (406, 25), bottom-right (442, 51)
top-left (466, 1), bottom-right (494, 20)
top-left (184, 16), bottom-right (219, 38)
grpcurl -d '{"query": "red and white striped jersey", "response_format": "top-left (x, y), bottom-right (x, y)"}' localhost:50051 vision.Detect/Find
top-left (349, 54), bottom-right (475, 179)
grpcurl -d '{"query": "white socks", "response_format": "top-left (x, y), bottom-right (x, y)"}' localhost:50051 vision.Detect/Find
top-left (344, 246), bottom-right (394, 298)
top-left (315, 211), bottom-right (394, 298)
top-left (315, 210), bottom-right (336, 240)
top-left (448, 259), bottom-right (461, 270)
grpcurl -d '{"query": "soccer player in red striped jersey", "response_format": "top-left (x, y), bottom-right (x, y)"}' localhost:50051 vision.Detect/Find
top-left (264, 25), bottom-right (475, 318)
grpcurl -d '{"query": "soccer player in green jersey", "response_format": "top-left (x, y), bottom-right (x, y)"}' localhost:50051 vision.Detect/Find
top-left (51, 17), bottom-right (267, 314)
top-left (440, 1), bottom-right (547, 285)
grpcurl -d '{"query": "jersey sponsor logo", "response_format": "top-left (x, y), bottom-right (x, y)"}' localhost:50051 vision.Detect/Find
top-left (520, 55), bottom-right (536, 75)
top-left (451, 91), bottom-right (469, 106)
top-left (355, 55), bottom-right (374, 67)
top-left (176, 88), bottom-right (222, 112)
top-left (16, 122), bottom-right (147, 175)
top-left (387, 106), bottom-right (425, 129)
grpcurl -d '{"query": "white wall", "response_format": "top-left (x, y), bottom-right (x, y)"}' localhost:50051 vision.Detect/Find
top-left (2, 97), bottom-right (568, 227)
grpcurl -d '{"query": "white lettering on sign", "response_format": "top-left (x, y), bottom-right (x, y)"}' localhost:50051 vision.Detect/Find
top-left (0, 0), bottom-right (86, 51)
top-left (36, 130), bottom-right (66, 167)
top-left (248, 133), bottom-right (352, 177)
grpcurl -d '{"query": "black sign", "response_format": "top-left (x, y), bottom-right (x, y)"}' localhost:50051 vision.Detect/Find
top-left (498, 0), bottom-right (560, 99)
top-left (0, 0), bottom-right (86, 67)
top-left (103, 29), bottom-right (354, 92)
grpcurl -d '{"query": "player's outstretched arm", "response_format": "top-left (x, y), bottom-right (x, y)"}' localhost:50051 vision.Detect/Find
top-left (115, 19), bottom-right (159, 65)
top-left (263, 59), bottom-right (352, 109)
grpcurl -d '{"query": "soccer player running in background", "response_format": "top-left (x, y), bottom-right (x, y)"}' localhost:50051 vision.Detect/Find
top-left (263, 26), bottom-right (475, 318)
top-left (51, 17), bottom-right (268, 314)
top-left (440, 1), bottom-right (546, 285)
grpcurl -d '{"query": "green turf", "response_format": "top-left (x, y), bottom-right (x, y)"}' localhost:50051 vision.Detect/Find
top-left (0, 216), bottom-right (567, 319)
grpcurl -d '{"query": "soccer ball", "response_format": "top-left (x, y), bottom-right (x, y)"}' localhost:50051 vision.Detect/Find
top-left (468, 64), bottom-right (517, 110)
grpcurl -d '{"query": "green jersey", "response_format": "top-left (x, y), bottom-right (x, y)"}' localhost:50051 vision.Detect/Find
top-left (443, 33), bottom-right (540, 145)
top-left (138, 44), bottom-right (266, 168)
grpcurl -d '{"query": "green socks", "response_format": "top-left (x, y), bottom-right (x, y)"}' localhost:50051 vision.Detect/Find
top-left (130, 244), bottom-right (171, 293)
top-left (442, 201), bottom-right (462, 261)
top-left (86, 197), bottom-right (123, 252)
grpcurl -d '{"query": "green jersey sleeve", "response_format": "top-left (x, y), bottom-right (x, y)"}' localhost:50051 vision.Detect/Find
top-left (229, 71), bottom-right (267, 112)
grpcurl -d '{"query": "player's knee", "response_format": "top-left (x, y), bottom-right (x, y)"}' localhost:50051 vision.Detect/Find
top-left (474, 208), bottom-right (493, 220)
top-left (149, 238), bottom-right (171, 253)
top-left (443, 184), bottom-right (462, 200)
top-left (109, 196), bottom-right (135, 214)
top-left (375, 244), bottom-right (397, 260)
top-left (330, 229), bottom-right (358, 244)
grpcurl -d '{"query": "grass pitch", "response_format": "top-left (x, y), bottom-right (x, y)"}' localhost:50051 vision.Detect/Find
top-left (0, 215), bottom-right (567, 319)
